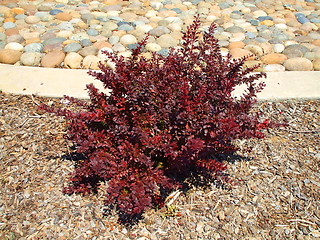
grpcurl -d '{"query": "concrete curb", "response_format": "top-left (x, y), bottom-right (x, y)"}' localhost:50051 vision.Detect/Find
top-left (0, 64), bottom-right (319, 100)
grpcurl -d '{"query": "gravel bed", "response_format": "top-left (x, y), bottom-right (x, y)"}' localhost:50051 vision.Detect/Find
top-left (0, 93), bottom-right (319, 239)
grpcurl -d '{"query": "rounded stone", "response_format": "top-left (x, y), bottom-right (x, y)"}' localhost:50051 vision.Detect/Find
top-left (225, 26), bottom-right (244, 33)
top-left (263, 64), bottom-right (286, 72)
top-left (56, 30), bottom-right (73, 38)
top-left (63, 42), bottom-right (82, 53)
top-left (108, 35), bottom-right (119, 44)
top-left (49, 9), bottom-right (63, 15)
top-left (80, 39), bottom-right (92, 47)
top-left (20, 52), bottom-right (42, 66)
top-left (273, 44), bottom-right (285, 53)
top-left (312, 59), bottom-right (320, 71)
top-left (0, 49), bottom-right (22, 64)
top-left (82, 55), bottom-right (100, 69)
top-left (3, 21), bottom-right (16, 29)
top-left (11, 7), bottom-right (25, 15)
top-left (283, 57), bottom-right (313, 71)
top-left (78, 46), bottom-right (98, 57)
top-left (4, 28), bottom-right (19, 36)
top-left (87, 28), bottom-right (99, 36)
top-left (98, 47), bottom-right (113, 60)
top-left (120, 34), bottom-right (138, 46)
top-left (41, 50), bottom-right (65, 68)
top-left (145, 42), bottom-right (162, 52)
top-left (283, 44), bottom-right (310, 58)
top-left (64, 52), bottom-right (83, 69)
top-left (6, 35), bottom-right (24, 44)
top-left (229, 48), bottom-right (255, 59)
top-left (228, 41), bottom-right (246, 49)
top-left (261, 53), bottom-right (288, 64)
top-left (244, 45), bottom-right (264, 57)
top-left (24, 43), bottom-right (44, 52)
top-left (156, 34), bottom-right (179, 48)
top-left (58, 22), bottom-right (74, 31)
top-left (55, 12), bottom-right (72, 21)
top-left (148, 26), bottom-right (170, 37)
top-left (70, 32), bottom-right (89, 41)
top-left (4, 42), bottom-right (24, 51)
top-left (25, 16), bottom-right (41, 24)
top-left (243, 60), bottom-right (264, 72)
top-left (43, 37), bottom-right (66, 46)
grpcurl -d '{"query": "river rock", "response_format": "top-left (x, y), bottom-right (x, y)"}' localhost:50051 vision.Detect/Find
top-left (78, 46), bottom-right (98, 57)
top-left (64, 52), bottom-right (83, 69)
top-left (229, 48), bottom-right (255, 59)
top-left (0, 49), bottom-right (22, 64)
top-left (261, 53), bottom-right (288, 64)
top-left (120, 34), bottom-right (138, 46)
top-left (263, 64), bottom-right (286, 72)
top-left (41, 50), bottom-right (65, 68)
top-left (283, 44), bottom-right (310, 58)
top-left (312, 59), bottom-right (320, 71)
top-left (55, 12), bottom-right (72, 21)
top-left (82, 55), bottom-right (100, 69)
top-left (156, 34), bottom-right (179, 48)
top-left (20, 52), bottom-right (42, 66)
top-left (145, 42), bottom-right (162, 52)
top-left (283, 57), bottom-right (313, 71)
top-left (63, 42), bottom-right (82, 53)
top-left (25, 16), bottom-right (41, 24)
top-left (4, 42), bottom-right (24, 51)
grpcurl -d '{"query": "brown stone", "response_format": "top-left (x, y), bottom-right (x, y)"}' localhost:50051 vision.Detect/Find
top-left (312, 59), bottom-right (320, 71)
top-left (283, 57), bottom-right (313, 71)
top-left (0, 49), bottom-right (22, 64)
top-left (228, 41), bottom-right (245, 49)
top-left (5, 28), bottom-right (19, 36)
top-left (41, 50), bottom-right (65, 68)
top-left (261, 53), bottom-right (288, 64)
top-left (4, 17), bottom-right (15, 23)
top-left (93, 41), bottom-right (113, 49)
top-left (55, 12), bottom-right (73, 21)
top-left (229, 48), bottom-right (255, 60)
top-left (312, 40), bottom-right (320, 47)
top-left (11, 7), bottom-right (25, 15)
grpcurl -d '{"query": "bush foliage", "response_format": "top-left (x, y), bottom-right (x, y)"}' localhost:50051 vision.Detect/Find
top-left (42, 16), bottom-right (271, 222)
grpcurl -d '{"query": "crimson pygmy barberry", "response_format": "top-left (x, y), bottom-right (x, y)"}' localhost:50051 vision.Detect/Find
top-left (41, 16), bottom-right (271, 223)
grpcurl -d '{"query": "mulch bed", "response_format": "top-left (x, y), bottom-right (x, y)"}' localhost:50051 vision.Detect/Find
top-left (0, 92), bottom-right (319, 239)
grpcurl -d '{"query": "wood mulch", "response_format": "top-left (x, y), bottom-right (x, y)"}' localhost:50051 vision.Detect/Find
top-left (0, 92), bottom-right (319, 239)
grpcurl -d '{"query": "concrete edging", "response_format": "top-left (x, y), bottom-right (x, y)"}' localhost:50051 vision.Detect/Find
top-left (0, 64), bottom-right (319, 100)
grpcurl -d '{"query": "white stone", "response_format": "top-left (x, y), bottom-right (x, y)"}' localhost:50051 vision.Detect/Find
top-left (82, 55), bottom-right (100, 70)
top-left (252, 10), bottom-right (267, 18)
top-left (120, 34), bottom-right (138, 46)
top-left (98, 47), bottom-right (113, 60)
top-left (20, 52), bottom-right (42, 66)
top-left (5, 42), bottom-right (24, 51)
top-left (150, 2), bottom-right (163, 10)
top-left (64, 52), bottom-right (83, 69)
top-left (136, 24), bottom-right (153, 33)
top-left (273, 44), bottom-right (285, 53)
top-left (264, 64), bottom-right (285, 72)
top-left (57, 30), bottom-right (73, 38)
top-left (106, 11), bottom-right (120, 17)
top-left (145, 43), bottom-right (162, 52)
top-left (145, 10), bottom-right (158, 18)
top-left (275, 23), bottom-right (288, 31)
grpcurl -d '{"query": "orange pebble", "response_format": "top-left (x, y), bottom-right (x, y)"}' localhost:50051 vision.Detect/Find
top-left (93, 41), bottom-right (112, 49)
top-left (25, 38), bottom-right (41, 44)
top-left (11, 7), bottom-right (25, 15)
top-left (4, 17), bottom-right (15, 23)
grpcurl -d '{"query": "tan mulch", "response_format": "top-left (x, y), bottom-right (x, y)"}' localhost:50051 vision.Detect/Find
top-left (0, 92), bottom-right (319, 240)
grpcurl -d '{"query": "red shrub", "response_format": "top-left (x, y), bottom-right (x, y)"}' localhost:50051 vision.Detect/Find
top-left (42, 16), bottom-right (270, 222)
